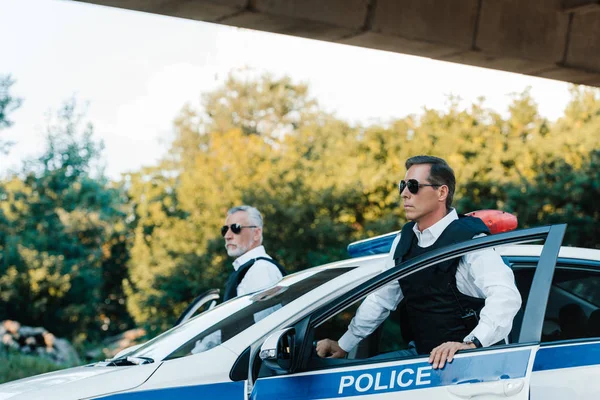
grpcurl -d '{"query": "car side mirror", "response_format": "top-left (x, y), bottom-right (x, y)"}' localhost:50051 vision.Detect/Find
top-left (259, 327), bottom-right (295, 373)
top-left (112, 343), bottom-right (143, 360)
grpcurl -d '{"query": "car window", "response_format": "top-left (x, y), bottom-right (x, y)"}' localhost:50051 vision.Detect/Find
top-left (166, 267), bottom-right (356, 360)
top-left (512, 263), bottom-right (600, 342)
top-left (556, 275), bottom-right (600, 307)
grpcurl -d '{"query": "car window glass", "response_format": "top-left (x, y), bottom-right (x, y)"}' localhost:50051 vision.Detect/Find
top-left (512, 264), bottom-right (600, 342)
top-left (556, 275), bottom-right (600, 307)
top-left (166, 267), bottom-right (356, 360)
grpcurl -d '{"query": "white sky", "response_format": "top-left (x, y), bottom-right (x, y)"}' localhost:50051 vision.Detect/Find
top-left (0, 0), bottom-right (574, 180)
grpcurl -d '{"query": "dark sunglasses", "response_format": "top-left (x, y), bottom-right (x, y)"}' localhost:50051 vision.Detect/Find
top-left (399, 179), bottom-right (441, 195)
top-left (221, 223), bottom-right (257, 237)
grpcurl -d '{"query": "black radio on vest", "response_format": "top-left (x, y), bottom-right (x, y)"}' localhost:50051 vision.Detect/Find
top-left (393, 215), bottom-right (490, 354)
top-left (223, 257), bottom-right (287, 302)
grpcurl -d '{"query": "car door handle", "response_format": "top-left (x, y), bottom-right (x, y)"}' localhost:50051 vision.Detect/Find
top-left (447, 379), bottom-right (525, 398)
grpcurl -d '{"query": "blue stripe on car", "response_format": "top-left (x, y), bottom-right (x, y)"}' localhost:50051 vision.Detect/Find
top-left (533, 341), bottom-right (600, 372)
top-left (252, 349), bottom-right (530, 399)
top-left (347, 233), bottom-right (396, 258)
top-left (96, 381), bottom-right (244, 399)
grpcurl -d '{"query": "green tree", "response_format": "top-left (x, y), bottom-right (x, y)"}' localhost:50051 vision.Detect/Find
top-left (0, 74), bottom-right (23, 154)
top-left (125, 74), bottom-right (600, 337)
top-left (169, 70), bottom-right (320, 171)
top-left (200, 70), bottom-right (318, 138)
top-left (122, 164), bottom-right (194, 334)
top-left (502, 86), bottom-right (600, 247)
top-left (126, 73), bottom-right (331, 333)
top-left (504, 150), bottom-right (600, 248)
top-left (0, 99), bottom-right (131, 341)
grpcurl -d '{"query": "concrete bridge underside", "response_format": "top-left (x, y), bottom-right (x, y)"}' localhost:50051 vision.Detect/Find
top-left (76, 0), bottom-right (600, 87)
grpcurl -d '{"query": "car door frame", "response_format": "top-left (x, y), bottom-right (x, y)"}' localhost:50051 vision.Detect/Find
top-left (248, 224), bottom-right (566, 399)
top-left (509, 254), bottom-right (600, 399)
top-left (174, 289), bottom-right (220, 327)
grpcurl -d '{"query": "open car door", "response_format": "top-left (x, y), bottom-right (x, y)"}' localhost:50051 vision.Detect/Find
top-left (251, 224), bottom-right (566, 400)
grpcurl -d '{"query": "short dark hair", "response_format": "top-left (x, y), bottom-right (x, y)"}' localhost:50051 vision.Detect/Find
top-left (405, 155), bottom-right (455, 209)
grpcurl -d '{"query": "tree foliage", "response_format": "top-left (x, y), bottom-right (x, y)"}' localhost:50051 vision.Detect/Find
top-left (2, 71), bottom-right (599, 342)
top-left (0, 100), bottom-right (132, 342)
top-left (0, 74), bottom-right (23, 154)
top-left (124, 73), bottom-right (600, 334)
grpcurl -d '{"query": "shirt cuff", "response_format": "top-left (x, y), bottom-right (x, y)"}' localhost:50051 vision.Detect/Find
top-left (338, 331), bottom-right (361, 353)
top-left (464, 323), bottom-right (494, 348)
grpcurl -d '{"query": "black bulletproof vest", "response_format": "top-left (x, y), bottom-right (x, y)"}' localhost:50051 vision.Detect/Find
top-left (223, 257), bottom-right (287, 301)
top-left (393, 216), bottom-right (490, 354)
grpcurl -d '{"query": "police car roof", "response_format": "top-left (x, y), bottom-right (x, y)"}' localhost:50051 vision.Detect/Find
top-left (306, 252), bottom-right (388, 271)
top-left (496, 244), bottom-right (600, 262)
top-left (348, 231), bottom-right (600, 262)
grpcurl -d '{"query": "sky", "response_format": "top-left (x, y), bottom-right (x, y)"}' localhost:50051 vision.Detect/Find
top-left (0, 0), bottom-right (575, 180)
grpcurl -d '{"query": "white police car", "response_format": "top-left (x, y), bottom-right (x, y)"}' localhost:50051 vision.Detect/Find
top-left (0, 255), bottom-right (386, 400)
top-left (1, 223), bottom-right (600, 400)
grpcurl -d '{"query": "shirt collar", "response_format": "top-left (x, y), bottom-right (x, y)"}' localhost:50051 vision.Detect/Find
top-left (412, 208), bottom-right (458, 244)
top-left (233, 245), bottom-right (268, 271)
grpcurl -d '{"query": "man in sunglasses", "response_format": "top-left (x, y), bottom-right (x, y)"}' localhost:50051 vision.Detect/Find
top-left (222, 205), bottom-right (285, 301)
top-left (317, 155), bottom-right (521, 370)
top-left (190, 205), bottom-right (285, 354)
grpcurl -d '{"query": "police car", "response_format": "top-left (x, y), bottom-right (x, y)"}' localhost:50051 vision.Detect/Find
top-left (1, 223), bottom-right (600, 400)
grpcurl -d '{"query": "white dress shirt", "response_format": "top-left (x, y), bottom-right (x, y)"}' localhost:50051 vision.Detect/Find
top-left (338, 209), bottom-right (522, 352)
top-left (233, 245), bottom-right (283, 297)
top-left (191, 245), bottom-right (283, 355)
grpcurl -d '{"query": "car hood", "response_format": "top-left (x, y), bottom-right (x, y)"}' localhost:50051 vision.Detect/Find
top-left (0, 362), bottom-right (161, 400)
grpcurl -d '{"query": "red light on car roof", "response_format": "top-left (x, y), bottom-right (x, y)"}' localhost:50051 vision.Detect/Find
top-left (466, 210), bottom-right (518, 234)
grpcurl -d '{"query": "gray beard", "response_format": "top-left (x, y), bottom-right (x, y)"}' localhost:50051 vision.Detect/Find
top-left (226, 244), bottom-right (248, 258)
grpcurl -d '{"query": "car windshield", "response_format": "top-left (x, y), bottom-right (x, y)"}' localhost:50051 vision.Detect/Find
top-left (124, 266), bottom-right (356, 362)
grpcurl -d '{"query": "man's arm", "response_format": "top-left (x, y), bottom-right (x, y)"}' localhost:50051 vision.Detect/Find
top-left (459, 244), bottom-right (522, 347)
top-left (429, 235), bottom-right (522, 370)
top-left (317, 281), bottom-right (404, 358)
top-left (338, 281), bottom-right (404, 352)
top-left (317, 234), bottom-right (404, 358)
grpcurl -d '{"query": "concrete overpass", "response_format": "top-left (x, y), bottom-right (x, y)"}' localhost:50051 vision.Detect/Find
top-left (75, 0), bottom-right (600, 86)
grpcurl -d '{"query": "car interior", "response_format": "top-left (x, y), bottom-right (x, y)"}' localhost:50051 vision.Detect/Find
top-left (511, 262), bottom-right (600, 343)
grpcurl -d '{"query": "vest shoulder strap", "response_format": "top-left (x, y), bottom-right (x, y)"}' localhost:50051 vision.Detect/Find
top-left (393, 221), bottom-right (416, 263)
top-left (236, 256), bottom-right (287, 287)
top-left (223, 256), bottom-right (287, 301)
top-left (393, 215), bottom-right (490, 265)
top-left (253, 257), bottom-right (288, 277)
top-left (446, 215), bottom-right (490, 237)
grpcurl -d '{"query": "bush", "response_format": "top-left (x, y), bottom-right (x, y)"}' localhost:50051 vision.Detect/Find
top-left (0, 350), bottom-right (67, 384)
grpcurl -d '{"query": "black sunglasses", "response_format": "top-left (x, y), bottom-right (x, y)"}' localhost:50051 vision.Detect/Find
top-left (221, 223), bottom-right (258, 237)
top-left (399, 179), bottom-right (441, 195)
